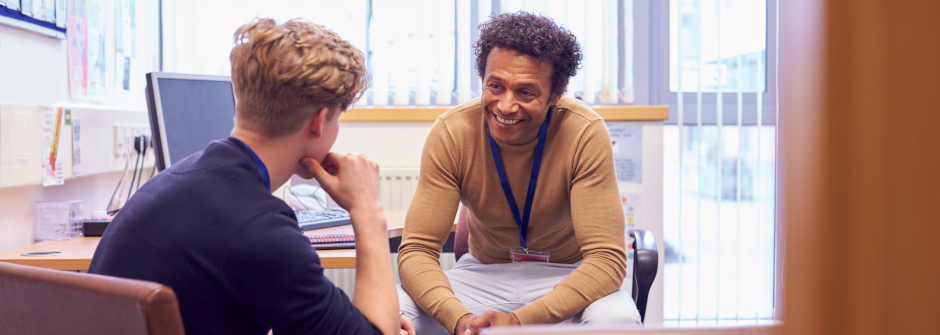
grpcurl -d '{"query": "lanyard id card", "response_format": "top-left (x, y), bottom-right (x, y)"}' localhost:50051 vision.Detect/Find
top-left (488, 108), bottom-right (552, 257)
top-left (510, 248), bottom-right (550, 263)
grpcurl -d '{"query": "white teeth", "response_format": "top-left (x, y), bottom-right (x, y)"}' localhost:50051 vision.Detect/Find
top-left (495, 115), bottom-right (520, 125)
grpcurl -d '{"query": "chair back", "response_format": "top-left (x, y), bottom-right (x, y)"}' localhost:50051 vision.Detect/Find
top-left (629, 229), bottom-right (659, 323)
top-left (0, 261), bottom-right (185, 335)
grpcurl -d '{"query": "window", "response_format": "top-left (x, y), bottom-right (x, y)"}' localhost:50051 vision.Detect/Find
top-left (161, 0), bottom-right (636, 106)
top-left (652, 0), bottom-right (779, 325)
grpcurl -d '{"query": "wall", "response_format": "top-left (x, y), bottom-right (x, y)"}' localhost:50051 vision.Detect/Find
top-left (0, 0), bottom-right (159, 253)
top-left (781, 0), bottom-right (940, 333)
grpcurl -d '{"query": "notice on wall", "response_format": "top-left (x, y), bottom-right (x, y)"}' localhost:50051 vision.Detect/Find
top-left (72, 116), bottom-right (82, 176)
top-left (41, 107), bottom-right (65, 186)
top-left (620, 190), bottom-right (642, 228)
top-left (67, 0), bottom-right (88, 99)
top-left (21, 0), bottom-right (33, 17)
top-left (608, 123), bottom-right (643, 183)
top-left (86, 0), bottom-right (106, 102)
top-left (55, 0), bottom-right (66, 28)
top-left (7, 0), bottom-right (22, 12)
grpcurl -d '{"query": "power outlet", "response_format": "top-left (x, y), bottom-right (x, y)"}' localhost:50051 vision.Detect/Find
top-left (114, 124), bottom-right (127, 156)
top-left (114, 123), bottom-right (152, 156)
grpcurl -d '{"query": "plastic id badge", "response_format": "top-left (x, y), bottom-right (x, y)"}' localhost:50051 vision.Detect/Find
top-left (510, 248), bottom-right (550, 263)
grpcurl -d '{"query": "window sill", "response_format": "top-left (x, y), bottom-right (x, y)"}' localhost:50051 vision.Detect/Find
top-left (339, 106), bottom-right (669, 122)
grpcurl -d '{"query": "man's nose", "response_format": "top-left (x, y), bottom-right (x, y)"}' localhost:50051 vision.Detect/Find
top-left (495, 92), bottom-right (521, 115)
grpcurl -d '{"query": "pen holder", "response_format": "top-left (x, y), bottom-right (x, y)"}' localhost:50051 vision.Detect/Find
top-left (34, 200), bottom-right (84, 242)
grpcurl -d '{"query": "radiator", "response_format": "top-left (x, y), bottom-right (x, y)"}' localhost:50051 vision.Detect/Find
top-left (325, 166), bottom-right (461, 297)
top-left (378, 166), bottom-right (421, 210)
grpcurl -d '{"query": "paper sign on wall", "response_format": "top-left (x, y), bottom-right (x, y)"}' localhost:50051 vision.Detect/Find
top-left (72, 117), bottom-right (82, 176)
top-left (620, 190), bottom-right (642, 228)
top-left (41, 107), bottom-right (65, 186)
top-left (608, 123), bottom-right (643, 183)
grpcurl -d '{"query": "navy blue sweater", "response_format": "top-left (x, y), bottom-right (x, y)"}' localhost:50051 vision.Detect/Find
top-left (89, 137), bottom-right (380, 335)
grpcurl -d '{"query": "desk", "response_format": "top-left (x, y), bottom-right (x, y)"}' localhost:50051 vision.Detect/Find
top-left (0, 209), bottom-right (455, 271)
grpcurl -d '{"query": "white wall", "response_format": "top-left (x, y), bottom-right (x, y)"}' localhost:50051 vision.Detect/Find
top-left (331, 122), bottom-right (432, 167)
top-left (0, 0), bottom-right (159, 253)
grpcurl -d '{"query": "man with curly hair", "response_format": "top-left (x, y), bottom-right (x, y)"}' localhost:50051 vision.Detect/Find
top-left (398, 12), bottom-right (642, 335)
top-left (90, 19), bottom-right (411, 335)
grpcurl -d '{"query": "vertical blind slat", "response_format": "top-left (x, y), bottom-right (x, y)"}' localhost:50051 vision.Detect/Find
top-left (735, 0), bottom-right (745, 322)
top-left (696, 0), bottom-right (705, 322)
top-left (456, 0), bottom-right (472, 103)
top-left (715, 0), bottom-right (724, 321)
top-left (675, 0), bottom-right (685, 322)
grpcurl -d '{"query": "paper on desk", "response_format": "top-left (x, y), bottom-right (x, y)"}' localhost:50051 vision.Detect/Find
top-left (41, 107), bottom-right (65, 186)
top-left (608, 123), bottom-right (643, 183)
top-left (6, 0), bottom-right (20, 11)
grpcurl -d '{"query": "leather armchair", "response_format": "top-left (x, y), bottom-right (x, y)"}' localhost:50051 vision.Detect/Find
top-left (0, 261), bottom-right (184, 335)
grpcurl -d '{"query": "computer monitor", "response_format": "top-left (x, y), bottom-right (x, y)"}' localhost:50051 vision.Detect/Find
top-left (145, 72), bottom-right (237, 171)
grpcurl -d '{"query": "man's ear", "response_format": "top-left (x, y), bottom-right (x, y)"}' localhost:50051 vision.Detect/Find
top-left (548, 93), bottom-right (561, 106)
top-left (309, 106), bottom-right (330, 138)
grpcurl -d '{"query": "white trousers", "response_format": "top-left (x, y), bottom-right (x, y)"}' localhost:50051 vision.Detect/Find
top-left (398, 254), bottom-right (642, 335)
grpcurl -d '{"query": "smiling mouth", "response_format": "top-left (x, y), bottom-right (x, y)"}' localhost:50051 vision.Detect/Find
top-left (495, 114), bottom-right (521, 125)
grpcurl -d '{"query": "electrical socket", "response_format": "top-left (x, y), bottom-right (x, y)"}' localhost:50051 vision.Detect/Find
top-left (114, 124), bottom-right (126, 156)
top-left (114, 123), bottom-right (153, 156)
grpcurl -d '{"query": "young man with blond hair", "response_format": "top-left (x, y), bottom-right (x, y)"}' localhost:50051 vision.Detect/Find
top-left (90, 19), bottom-right (410, 335)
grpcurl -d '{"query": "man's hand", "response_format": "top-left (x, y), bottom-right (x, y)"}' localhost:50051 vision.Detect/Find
top-left (301, 153), bottom-right (382, 215)
top-left (455, 311), bottom-right (520, 335)
top-left (399, 313), bottom-right (415, 335)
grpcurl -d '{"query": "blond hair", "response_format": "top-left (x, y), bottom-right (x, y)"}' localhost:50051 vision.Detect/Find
top-left (230, 18), bottom-right (370, 138)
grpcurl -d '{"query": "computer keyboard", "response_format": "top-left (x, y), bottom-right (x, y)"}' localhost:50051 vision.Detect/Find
top-left (310, 242), bottom-right (357, 250)
top-left (295, 208), bottom-right (352, 231)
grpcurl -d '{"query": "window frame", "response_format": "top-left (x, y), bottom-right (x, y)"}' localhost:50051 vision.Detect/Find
top-left (644, 0), bottom-right (778, 126)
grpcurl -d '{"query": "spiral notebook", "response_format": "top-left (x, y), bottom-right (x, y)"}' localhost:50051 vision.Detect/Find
top-left (308, 234), bottom-right (356, 250)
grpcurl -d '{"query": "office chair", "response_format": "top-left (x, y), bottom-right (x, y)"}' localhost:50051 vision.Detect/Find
top-left (453, 206), bottom-right (660, 323)
top-left (0, 261), bottom-right (185, 335)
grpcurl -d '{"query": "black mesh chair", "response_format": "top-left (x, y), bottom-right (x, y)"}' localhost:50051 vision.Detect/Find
top-left (453, 206), bottom-right (660, 323)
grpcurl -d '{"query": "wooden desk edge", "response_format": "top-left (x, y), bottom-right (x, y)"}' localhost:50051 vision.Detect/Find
top-left (0, 223), bottom-right (457, 270)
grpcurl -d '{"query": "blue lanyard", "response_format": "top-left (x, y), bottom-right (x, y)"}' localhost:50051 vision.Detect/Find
top-left (232, 137), bottom-right (271, 190)
top-left (487, 110), bottom-right (551, 249)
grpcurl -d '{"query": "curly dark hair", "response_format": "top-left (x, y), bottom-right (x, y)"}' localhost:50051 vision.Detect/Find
top-left (474, 12), bottom-right (582, 99)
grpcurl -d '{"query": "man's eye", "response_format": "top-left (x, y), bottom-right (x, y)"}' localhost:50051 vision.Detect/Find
top-left (488, 83), bottom-right (500, 89)
top-left (521, 91), bottom-right (534, 97)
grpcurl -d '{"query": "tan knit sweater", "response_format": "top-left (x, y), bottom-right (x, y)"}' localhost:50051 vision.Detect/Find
top-left (397, 97), bottom-right (627, 332)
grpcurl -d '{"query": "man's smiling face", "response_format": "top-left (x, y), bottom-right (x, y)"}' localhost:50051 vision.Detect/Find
top-left (481, 47), bottom-right (560, 145)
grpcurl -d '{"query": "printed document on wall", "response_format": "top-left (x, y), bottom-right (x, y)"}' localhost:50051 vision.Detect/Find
top-left (67, 0), bottom-right (88, 99)
top-left (42, 107), bottom-right (65, 186)
top-left (72, 116), bottom-right (82, 176)
top-left (7, 0), bottom-right (21, 11)
top-left (608, 123), bottom-right (643, 183)
top-left (86, 0), bottom-right (106, 102)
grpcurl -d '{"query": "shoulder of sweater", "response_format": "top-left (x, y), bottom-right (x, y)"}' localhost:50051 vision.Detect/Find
top-left (555, 96), bottom-right (604, 123)
top-left (431, 98), bottom-right (483, 138)
top-left (438, 98), bottom-right (482, 122)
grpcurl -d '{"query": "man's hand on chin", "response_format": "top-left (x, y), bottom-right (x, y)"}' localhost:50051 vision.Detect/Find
top-left (455, 311), bottom-right (521, 335)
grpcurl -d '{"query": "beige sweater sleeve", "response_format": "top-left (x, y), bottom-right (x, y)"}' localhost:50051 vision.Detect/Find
top-left (397, 119), bottom-right (469, 333)
top-left (511, 120), bottom-right (628, 324)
